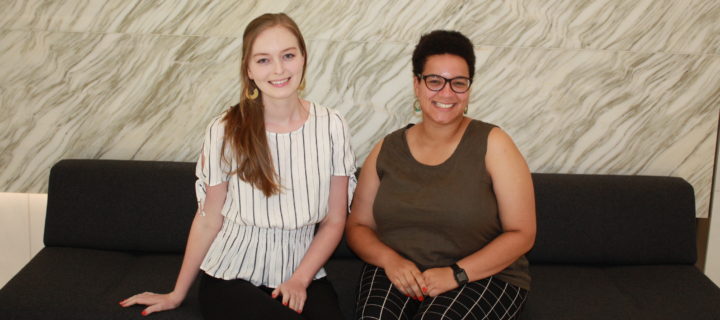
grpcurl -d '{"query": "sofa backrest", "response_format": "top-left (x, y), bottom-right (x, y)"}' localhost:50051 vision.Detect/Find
top-left (527, 173), bottom-right (697, 265)
top-left (45, 159), bottom-right (197, 253)
top-left (44, 160), bottom-right (697, 264)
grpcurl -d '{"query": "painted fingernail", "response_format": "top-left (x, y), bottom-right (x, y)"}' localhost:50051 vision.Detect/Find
top-left (422, 287), bottom-right (428, 293)
top-left (141, 310), bottom-right (148, 316)
top-left (419, 296), bottom-right (424, 301)
top-left (283, 302), bottom-right (288, 306)
top-left (297, 309), bottom-right (302, 314)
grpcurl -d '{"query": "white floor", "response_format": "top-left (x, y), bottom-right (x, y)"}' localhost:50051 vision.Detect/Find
top-left (704, 143), bottom-right (720, 285)
top-left (0, 193), bottom-right (46, 289)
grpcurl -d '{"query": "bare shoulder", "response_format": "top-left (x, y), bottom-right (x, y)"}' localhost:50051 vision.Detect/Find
top-left (487, 126), bottom-right (516, 149)
top-left (362, 138), bottom-right (385, 171)
top-left (486, 127), bottom-right (529, 176)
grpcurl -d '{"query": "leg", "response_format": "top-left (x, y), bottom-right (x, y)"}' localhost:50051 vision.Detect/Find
top-left (355, 264), bottom-right (420, 320)
top-left (414, 276), bottom-right (527, 320)
top-left (198, 273), bottom-right (302, 320)
top-left (301, 277), bottom-right (345, 320)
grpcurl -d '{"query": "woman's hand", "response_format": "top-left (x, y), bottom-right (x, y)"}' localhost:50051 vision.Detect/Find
top-left (119, 291), bottom-right (183, 316)
top-left (271, 277), bottom-right (309, 314)
top-left (383, 255), bottom-right (427, 300)
top-left (422, 267), bottom-right (458, 297)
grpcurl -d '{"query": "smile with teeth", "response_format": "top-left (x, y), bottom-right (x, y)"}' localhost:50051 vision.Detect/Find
top-left (269, 78), bottom-right (290, 86)
top-left (434, 102), bottom-right (455, 109)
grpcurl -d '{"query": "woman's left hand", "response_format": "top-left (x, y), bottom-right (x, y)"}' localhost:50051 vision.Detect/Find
top-left (271, 277), bottom-right (309, 314)
top-left (422, 267), bottom-right (458, 297)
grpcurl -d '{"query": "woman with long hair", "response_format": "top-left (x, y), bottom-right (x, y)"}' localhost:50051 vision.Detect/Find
top-left (121, 13), bottom-right (354, 320)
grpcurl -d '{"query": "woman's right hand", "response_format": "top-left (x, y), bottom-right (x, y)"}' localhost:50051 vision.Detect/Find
top-left (119, 291), bottom-right (183, 316)
top-left (383, 255), bottom-right (427, 300)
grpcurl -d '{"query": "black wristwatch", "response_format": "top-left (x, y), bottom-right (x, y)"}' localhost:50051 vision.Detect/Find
top-left (450, 263), bottom-right (468, 286)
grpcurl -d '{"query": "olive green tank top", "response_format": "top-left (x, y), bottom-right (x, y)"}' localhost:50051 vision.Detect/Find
top-left (374, 120), bottom-right (530, 290)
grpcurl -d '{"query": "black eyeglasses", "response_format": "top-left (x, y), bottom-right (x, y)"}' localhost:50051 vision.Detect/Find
top-left (417, 74), bottom-right (472, 93)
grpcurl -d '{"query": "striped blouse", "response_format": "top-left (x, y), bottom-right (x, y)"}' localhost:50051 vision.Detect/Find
top-left (195, 103), bottom-right (356, 287)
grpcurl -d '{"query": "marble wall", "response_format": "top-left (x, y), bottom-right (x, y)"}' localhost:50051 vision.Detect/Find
top-left (1, 0), bottom-right (718, 216)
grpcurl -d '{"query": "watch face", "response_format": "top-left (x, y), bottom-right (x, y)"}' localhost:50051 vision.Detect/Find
top-left (452, 264), bottom-right (468, 285)
top-left (457, 270), bottom-right (468, 283)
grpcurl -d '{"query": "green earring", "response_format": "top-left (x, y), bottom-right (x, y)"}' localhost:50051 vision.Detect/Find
top-left (413, 100), bottom-right (421, 112)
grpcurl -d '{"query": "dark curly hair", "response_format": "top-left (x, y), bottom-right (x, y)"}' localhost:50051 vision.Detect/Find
top-left (412, 30), bottom-right (475, 80)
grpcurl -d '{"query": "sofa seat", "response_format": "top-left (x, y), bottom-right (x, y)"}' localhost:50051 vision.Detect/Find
top-left (0, 247), bottom-right (201, 320)
top-left (521, 264), bottom-right (720, 319)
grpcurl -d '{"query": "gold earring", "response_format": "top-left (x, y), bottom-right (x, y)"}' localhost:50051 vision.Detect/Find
top-left (413, 100), bottom-right (421, 112)
top-left (298, 78), bottom-right (306, 92)
top-left (464, 105), bottom-right (468, 115)
top-left (245, 87), bottom-right (259, 100)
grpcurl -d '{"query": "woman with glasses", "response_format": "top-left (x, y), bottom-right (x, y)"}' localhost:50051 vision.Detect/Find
top-left (346, 30), bottom-right (535, 320)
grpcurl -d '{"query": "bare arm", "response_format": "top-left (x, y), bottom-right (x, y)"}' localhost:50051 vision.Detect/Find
top-left (345, 141), bottom-right (427, 300)
top-left (272, 175), bottom-right (349, 313)
top-left (459, 127), bottom-right (536, 279)
top-left (423, 127), bottom-right (536, 296)
top-left (121, 181), bottom-right (227, 315)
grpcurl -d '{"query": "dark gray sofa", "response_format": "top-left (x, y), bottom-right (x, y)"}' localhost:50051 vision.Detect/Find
top-left (1, 159), bottom-right (718, 319)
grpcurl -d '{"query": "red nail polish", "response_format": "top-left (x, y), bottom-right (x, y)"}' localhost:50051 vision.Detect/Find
top-left (422, 287), bottom-right (428, 293)
top-left (141, 310), bottom-right (148, 316)
top-left (283, 302), bottom-right (288, 306)
top-left (419, 296), bottom-right (424, 302)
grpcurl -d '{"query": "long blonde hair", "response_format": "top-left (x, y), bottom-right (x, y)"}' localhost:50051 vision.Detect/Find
top-left (222, 13), bottom-right (307, 197)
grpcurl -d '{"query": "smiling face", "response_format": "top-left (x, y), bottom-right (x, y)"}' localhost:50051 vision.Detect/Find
top-left (414, 54), bottom-right (471, 125)
top-left (247, 25), bottom-right (305, 104)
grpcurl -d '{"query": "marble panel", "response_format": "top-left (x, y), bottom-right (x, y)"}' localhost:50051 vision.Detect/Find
top-left (453, 0), bottom-right (720, 54)
top-left (1, 0), bottom-right (718, 54)
top-left (0, 1), bottom-right (718, 218)
top-left (0, 0), bottom-right (289, 36)
top-left (464, 47), bottom-right (720, 217)
top-left (299, 0), bottom-right (720, 55)
top-left (0, 30), bottom-right (241, 191)
top-left (303, 39), bottom-right (417, 159)
top-left (305, 40), bottom-right (720, 216)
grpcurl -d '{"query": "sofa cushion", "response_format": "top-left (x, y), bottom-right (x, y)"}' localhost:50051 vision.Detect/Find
top-left (325, 258), bottom-right (364, 320)
top-left (0, 247), bottom-right (201, 320)
top-left (527, 174), bottom-right (697, 265)
top-left (520, 264), bottom-right (720, 320)
top-left (0, 247), bottom-right (367, 320)
top-left (45, 160), bottom-right (197, 253)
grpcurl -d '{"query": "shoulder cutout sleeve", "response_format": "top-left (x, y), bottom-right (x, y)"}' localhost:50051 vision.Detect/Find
top-left (195, 115), bottom-right (230, 209)
top-left (328, 110), bottom-right (357, 210)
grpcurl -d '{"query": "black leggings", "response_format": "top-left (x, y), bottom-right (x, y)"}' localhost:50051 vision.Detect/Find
top-left (356, 264), bottom-right (527, 320)
top-left (199, 273), bottom-right (344, 320)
